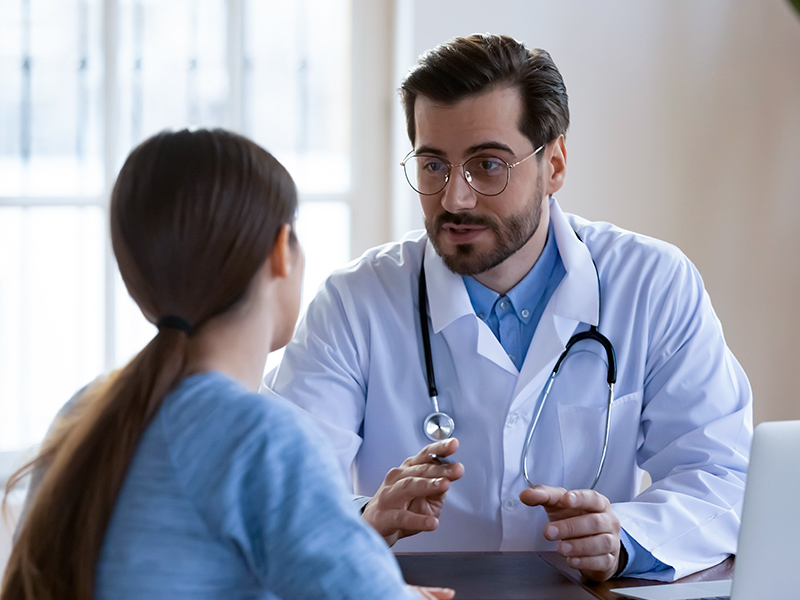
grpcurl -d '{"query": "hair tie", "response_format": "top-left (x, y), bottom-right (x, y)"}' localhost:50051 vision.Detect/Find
top-left (156, 315), bottom-right (195, 336)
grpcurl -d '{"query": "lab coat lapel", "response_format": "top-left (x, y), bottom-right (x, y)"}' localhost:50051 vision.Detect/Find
top-left (511, 199), bottom-right (600, 407)
top-left (424, 241), bottom-right (517, 374)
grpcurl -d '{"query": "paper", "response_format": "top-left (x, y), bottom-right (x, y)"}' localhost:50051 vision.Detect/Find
top-left (609, 579), bottom-right (732, 600)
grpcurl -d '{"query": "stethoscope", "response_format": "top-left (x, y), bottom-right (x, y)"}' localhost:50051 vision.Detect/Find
top-left (418, 246), bottom-right (617, 490)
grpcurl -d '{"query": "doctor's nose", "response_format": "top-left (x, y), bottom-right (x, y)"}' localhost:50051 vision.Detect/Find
top-left (440, 167), bottom-right (478, 213)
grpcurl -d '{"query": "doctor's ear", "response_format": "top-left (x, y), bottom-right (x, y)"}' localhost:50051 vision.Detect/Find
top-left (544, 135), bottom-right (567, 196)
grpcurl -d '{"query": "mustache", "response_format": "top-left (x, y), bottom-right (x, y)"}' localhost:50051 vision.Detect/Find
top-left (434, 212), bottom-right (499, 231)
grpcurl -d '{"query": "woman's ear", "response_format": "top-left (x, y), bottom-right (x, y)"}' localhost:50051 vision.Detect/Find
top-left (269, 224), bottom-right (292, 279)
top-left (544, 135), bottom-right (567, 196)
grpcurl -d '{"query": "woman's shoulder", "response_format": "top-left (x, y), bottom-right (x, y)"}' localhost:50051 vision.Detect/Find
top-left (162, 372), bottom-right (313, 449)
top-left (160, 373), bottom-right (349, 522)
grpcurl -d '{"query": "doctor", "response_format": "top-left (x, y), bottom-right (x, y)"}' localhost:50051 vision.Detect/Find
top-left (268, 34), bottom-right (752, 583)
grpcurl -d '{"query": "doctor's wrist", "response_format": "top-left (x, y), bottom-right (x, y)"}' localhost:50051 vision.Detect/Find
top-left (613, 541), bottom-right (629, 578)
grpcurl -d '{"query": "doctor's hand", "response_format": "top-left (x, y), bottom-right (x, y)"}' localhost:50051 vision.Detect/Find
top-left (519, 485), bottom-right (622, 583)
top-left (362, 437), bottom-right (464, 547)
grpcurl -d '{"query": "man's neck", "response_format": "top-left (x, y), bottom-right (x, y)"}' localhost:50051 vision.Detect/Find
top-left (472, 222), bottom-right (549, 295)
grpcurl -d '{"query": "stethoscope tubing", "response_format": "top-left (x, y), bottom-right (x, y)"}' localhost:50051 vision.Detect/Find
top-left (419, 262), bottom-right (456, 440)
top-left (521, 375), bottom-right (614, 490)
top-left (418, 236), bottom-right (617, 489)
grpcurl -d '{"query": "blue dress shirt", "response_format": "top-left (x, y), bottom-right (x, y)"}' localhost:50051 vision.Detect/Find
top-left (463, 221), bottom-right (564, 370)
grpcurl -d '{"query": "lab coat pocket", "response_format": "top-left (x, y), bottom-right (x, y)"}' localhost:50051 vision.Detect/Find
top-left (557, 391), bottom-right (643, 493)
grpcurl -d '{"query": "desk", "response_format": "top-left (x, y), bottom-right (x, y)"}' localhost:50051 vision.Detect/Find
top-left (397, 552), bottom-right (734, 600)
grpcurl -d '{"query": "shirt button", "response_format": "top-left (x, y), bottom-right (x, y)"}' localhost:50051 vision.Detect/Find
top-left (477, 311), bottom-right (486, 319)
top-left (506, 413), bottom-right (520, 427)
top-left (503, 497), bottom-right (517, 511)
top-left (499, 301), bottom-right (508, 310)
top-left (508, 354), bottom-right (516, 364)
top-left (521, 309), bottom-right (530, 318)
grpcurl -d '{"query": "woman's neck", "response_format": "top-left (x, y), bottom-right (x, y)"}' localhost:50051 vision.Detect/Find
top-left (185, 309), bottom-right (274, 392)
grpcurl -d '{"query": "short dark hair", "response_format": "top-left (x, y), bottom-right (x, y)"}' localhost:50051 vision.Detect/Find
top-left (400, 33), bottom-right (569, 150)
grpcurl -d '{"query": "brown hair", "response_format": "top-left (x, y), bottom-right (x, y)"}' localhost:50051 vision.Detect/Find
top-left (1, 128), bottom-right (297, 599)
top-left (400, 33), bottom-right (570, 150)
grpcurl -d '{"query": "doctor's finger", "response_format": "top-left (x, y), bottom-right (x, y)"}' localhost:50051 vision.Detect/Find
top-left (557, 531), bottom-right (619, 560)
top-left (379, 508), bottom-right (440, 534)
top-left (384, 463), bottom-right (461, 487)
top-left (406, 437), bottom-right (460, 466)
top-left (564, 552), bottom-right (619, 582)
top-left (559, 488), bottom-right (612, 513)
top-left (399, 461), bottom-right (464, 482)
top-left (544, 511), bottom-right (620, 541)
top-left (383, 474), bottom-right (453, 503)
top-left (519, 485), bottom-right (569, 508)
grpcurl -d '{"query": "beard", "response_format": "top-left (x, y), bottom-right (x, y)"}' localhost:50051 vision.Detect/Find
top-left (424, 180), bottom-right (545, 276)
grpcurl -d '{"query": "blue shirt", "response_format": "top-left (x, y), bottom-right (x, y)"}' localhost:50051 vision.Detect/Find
top-left (463, 221), bottom-right (565, 370)
top-left (28, 372), bottom-right (414, 599)
top-left (463, 221), bottom-right (667, 578)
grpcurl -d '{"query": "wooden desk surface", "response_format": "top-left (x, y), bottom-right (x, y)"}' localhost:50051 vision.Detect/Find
top-left (541, 552), bottom-right (734, 599)
top-left (397, 552), bottom-right (734, 600)
top-left (397, 552), bottom-right (596, 600)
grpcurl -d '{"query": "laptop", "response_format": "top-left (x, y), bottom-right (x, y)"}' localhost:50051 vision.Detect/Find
top-left (611, 419), bottom-right (800, 600)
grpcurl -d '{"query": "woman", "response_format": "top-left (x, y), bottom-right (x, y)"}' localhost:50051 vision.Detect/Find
top-left (1, 129), bottom-right (453, 599)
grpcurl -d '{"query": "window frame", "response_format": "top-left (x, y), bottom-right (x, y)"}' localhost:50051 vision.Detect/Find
top-left (0, 0), bottom-right (395, 483)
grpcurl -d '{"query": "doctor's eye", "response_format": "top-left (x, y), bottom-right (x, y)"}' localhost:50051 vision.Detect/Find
top-left (419, 157), bottom-right (447, 175)
top-left (467, 156), bottom-right (507, 178)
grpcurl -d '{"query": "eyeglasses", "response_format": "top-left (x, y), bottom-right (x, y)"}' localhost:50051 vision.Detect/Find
top-left (401, 144), bottom-right (545, 197)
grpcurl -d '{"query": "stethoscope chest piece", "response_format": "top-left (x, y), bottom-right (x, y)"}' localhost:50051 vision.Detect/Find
top-left (424, 410), bottom-right (455, 440)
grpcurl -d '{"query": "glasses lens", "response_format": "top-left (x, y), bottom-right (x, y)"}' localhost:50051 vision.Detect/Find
top-left (404, 155), bottom-right (448, 195)
top-left (463, 156), bottom-right (510, 196)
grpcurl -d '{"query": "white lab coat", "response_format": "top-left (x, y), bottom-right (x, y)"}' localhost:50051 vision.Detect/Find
top-left (269, 198), bottom-right (752, 580)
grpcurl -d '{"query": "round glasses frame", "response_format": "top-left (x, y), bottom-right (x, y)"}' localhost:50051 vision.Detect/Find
top-left (401, 144), bottom-right (545, 197)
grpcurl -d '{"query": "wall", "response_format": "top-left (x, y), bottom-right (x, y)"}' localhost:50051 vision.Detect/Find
top-left (390, 0), bottom-right (800, 424)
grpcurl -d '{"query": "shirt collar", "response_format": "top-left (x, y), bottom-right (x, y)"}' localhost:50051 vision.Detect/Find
top-left (424, 197), bottom-right (599, 333)
top-left (548, 198), bottom-right (600, 326)
top-left (424, 241), bottom-right (474, 335)
top-left (462, 220), bottom-right (559, 325)
top-left (461, 275), bottom-right (498, 322)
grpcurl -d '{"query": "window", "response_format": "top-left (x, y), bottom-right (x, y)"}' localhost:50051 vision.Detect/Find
top-left (0, 0), bottom-right (358, 460)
